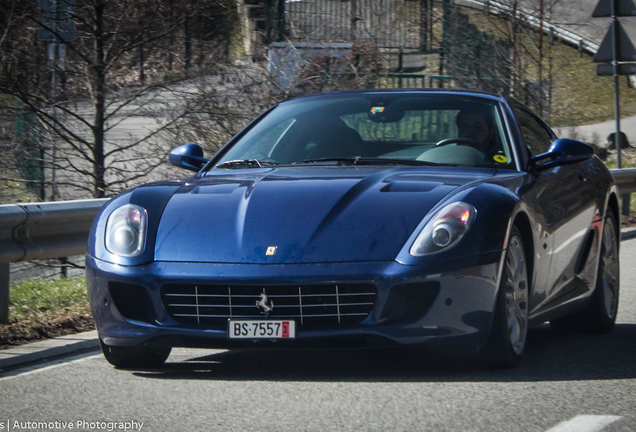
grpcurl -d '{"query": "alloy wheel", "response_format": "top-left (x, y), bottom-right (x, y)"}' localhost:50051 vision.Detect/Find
top-left (503, 236), bottom-right (528, 355)
top-left (600, 217), bottom-right (619, 320)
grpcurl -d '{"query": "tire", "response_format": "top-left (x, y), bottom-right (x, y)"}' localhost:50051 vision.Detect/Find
top-left (484, 226), bottom-right (529, 368)
top-left (550, 212), bottom-right (620, 334)
top-left (99, 339), bottom-right (171, 368)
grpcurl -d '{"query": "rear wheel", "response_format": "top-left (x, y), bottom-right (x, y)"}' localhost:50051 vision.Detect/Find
top-left (550, 212), bottom-right (620, 333)
top-left (595, 213), bottom-right (620, 331)
top-left (484, 226), bottom-right (529, 368)
top-left (99, 339), bottom-right (171, 368)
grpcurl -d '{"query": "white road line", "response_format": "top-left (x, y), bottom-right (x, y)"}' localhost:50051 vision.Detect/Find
top-left (546, 415), bottom-right (622, 432)
top-left (0, 353), bottom-right (102, 382)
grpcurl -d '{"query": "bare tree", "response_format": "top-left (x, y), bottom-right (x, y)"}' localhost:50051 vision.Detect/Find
top-left (437, 0), bottom-right (562, 119)
top-left (0, 0), bottom-right (232, 199)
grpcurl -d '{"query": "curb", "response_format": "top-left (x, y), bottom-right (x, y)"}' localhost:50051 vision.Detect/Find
top-left (621, 228), bottom-right (636, 241)
top-left (0, 330), bottom-right (99, 369)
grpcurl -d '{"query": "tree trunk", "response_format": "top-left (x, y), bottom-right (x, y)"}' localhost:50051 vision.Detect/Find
top-left (93, 0), bottom-right (107, 198)
top-left (538, 0), bottom-right (544, 116)
top-left (508, 2), bottom-right (520, 98)
top-left (419, 0), bottom-right (428, 52)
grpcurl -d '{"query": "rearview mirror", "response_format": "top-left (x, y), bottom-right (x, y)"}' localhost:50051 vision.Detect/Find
top-left (169, 143), bottom-right (209, 172)
top-left (529, 138), bottom-right (594, 172)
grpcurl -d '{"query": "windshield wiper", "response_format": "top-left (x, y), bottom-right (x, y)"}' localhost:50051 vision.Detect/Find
top-left (216, 159), bottom-right (279, 169)
top-left (294, 157), bottom-right (442, 166)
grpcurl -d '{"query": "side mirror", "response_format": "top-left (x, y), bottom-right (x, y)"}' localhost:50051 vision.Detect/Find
top-left (169, 143), bottom-right (209, 172)
top-left (529, 138), bottom-right (594, 172)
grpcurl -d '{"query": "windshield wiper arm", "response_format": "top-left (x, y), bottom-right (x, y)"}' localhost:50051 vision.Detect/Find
top-left (216, 159), bottom-right (279, 169)
top-left (364, 157), bottom-right (443, 166)
top-left (295, 157), bottom-right (442, 166)
top-left (294, 157), bottom-right (360, 165)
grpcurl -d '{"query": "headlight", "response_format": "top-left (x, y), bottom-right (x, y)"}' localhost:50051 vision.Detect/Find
top-left (410, 202), bottom-right (476, 256)
top-left (105, 204), bottom-right (147, 257)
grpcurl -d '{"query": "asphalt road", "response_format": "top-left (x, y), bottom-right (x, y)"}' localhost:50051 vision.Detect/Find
top-left (2, 245), bottom-right (636, 432)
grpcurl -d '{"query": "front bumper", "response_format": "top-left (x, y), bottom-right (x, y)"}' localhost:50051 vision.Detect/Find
top-left (86, 251), bottom-right (503, 350)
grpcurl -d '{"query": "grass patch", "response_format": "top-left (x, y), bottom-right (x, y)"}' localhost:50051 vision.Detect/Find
top-left (463, 8), bottom-right (636, 128)
top-left (1, 277), bottom-right (94, 348)
top-left (0, 177), bottom-right (39, 204)
top-left (549, 50), bottom-right (636, 127)
top-left (9, 277), bottom-right (89, 318)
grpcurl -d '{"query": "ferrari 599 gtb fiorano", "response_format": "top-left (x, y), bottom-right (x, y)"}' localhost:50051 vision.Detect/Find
top-left (87, 90), bottom-right (620, 368)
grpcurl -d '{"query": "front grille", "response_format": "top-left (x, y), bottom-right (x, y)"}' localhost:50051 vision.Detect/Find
top-left (161, 284), bottom-right (377, 328)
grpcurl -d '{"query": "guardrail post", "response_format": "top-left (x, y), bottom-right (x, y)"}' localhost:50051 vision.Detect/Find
top-left (60, 257), bottom-right (68, 278)
top-left (0, 263), bottom-right (9, 324)
top-left (622, 193), bottom-right (631, 217)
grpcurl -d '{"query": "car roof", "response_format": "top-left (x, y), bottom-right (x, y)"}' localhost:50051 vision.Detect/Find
top-left (283, 88), bottom-right (510, 104)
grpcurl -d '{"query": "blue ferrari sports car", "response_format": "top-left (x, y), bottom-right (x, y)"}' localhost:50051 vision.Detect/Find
top-left (87, 90), bottom-right (620, 368)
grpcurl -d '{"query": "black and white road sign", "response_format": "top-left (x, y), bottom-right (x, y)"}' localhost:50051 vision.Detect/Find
top-left (593, 0), bottom-right (636, 17)
top-left (593, 21), bottom-right (636, 62)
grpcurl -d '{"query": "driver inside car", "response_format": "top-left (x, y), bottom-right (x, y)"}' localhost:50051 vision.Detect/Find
top-left (456, 108), bottom-right (498, 156)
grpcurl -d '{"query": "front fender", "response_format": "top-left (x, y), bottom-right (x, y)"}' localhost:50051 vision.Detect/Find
top-left (395, 182), bottom-right (521, 266)
top-left (87, 182), bottom-right (184, 266)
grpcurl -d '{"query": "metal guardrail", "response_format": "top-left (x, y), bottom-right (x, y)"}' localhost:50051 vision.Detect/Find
top-left (610, 168), bottom-right (636, 194)
top-left (0, 199), bottom-right (108, 264)
top-left (610, 169), bottom-right (636, 216)
top-left (0, 199), bottom-right (108, 323)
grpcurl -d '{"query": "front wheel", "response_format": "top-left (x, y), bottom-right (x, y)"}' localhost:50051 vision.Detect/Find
top-left (99, 339), bottom-right (171, 368)
top-left (483, 226), bottom-right (529, 368)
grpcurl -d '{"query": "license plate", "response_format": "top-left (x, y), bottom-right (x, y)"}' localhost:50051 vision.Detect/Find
top-left (228, 320), bottom-right (296, 339)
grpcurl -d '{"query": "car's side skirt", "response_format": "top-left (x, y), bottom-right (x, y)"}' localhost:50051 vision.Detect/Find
top-left (528, 277), bottom-right (594, 327)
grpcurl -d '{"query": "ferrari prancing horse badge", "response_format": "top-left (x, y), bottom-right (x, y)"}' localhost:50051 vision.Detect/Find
top-left (266, 246), bottom-right (277, 256)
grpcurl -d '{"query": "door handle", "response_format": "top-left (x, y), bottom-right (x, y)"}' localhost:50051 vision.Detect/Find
top-left (578, 171), bottom-right (588, 182)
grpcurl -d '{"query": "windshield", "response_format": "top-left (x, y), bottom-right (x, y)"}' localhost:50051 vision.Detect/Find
top-left (212, 94), bottom-right (514, 169)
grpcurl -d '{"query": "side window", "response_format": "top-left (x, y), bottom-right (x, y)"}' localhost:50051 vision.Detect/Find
top-left (515, 109), bottom-right (552, 156)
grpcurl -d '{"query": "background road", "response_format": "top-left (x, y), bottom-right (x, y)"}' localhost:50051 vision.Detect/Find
top-left (1, 239), bottom-right (636, 431)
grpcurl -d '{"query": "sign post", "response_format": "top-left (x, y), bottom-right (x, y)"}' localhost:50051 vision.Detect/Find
top-left (612, 0), bottom-right (621, 169)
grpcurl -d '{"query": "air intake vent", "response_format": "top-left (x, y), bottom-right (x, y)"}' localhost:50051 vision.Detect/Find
top-left (382, 282), bottom-right (440, 324)
top-left (109, 282), bottom-right (154, 323)
top-left (161, 283), bottom-right (377, 329)
top-left (575, 229), bottom-right (597, 275)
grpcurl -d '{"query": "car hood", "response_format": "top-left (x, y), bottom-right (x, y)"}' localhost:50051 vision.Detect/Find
top-left (154, 166), bottom-right (498, 263)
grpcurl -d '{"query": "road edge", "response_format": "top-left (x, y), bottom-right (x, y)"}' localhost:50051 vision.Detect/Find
top-left (622, 227), bottom-right (636, 241)
top-left (0, 330), bottom-right (99, 369)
